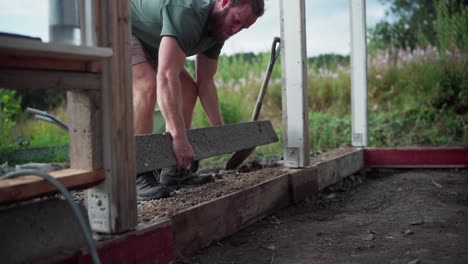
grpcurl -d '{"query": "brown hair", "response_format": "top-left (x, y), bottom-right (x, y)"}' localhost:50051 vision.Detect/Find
top-left (230, 0), bottom-right (265, 17)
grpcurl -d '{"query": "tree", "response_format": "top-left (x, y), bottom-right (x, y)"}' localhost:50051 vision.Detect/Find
top-left (368, 0), bottom-right (467, 51)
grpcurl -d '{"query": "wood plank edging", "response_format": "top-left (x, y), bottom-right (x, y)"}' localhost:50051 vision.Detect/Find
top-left (0, 169), bottom-right (105, 204)
top-left (364, 147), bottom-right (468, 168)
top-left (317, 149), bottom-right (365, 189)
top-left (172, 149), bottom-right (365, 255)
top-left (61, 219), bottom-right (174, 264)
top-left (60, 150), bottom-right (366, 263)
top-left (172, 174), bottom-right (290, 255)
top-left (57, 148), bottom-right (468, 262)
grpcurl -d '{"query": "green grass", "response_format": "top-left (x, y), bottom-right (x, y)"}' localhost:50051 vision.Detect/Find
top-left (0, 105), bottom-right (69, 164)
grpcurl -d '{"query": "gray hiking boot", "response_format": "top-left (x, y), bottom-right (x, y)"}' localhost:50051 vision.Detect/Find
top-left (136, 171), bottom-right (171, 200)
top-left (159, 167), bottom-right (214, 187)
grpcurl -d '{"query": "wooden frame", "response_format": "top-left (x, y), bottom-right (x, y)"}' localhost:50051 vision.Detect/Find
top-left (0, 35), bottom-right (112, 60)
top-left (78, 0), bottom-right (137, 233)
top-left (0, 169), bottom-right (105, 204)
top-left (0, 0), bottom-right (137, 234)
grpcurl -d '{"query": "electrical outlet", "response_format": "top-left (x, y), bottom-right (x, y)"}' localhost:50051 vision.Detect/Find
top-left (87, 190), bottom-right (110, 233)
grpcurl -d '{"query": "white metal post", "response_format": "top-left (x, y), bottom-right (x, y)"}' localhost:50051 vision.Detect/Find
top-left (78, 0), bottom-right (96, 46)
top-left (280, 0), bottom-right (309, 168)
top-left (349, 0), bottom-right (368, 147)
top-left (49, 0), bottom-right (80, 45)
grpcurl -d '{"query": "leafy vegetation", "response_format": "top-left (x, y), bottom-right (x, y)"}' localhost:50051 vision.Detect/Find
top-left (0, 89), bottom-right (22, 162)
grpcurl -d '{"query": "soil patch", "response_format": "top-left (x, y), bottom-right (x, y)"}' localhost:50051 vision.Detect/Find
top-left (138, 166), bottom-right (288, 223)
top-left (183, 168), bottom-right (468, 264)
top-left (138, 147), bottom-right (357, 224)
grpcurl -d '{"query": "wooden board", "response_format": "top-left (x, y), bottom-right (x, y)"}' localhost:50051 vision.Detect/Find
top-left (317, 149), bottom-right (364, 189)
top-left (67, 91), bottom-right (103, 170)
top-left (365, 147), bottom-right (468, 168)
top-left (61, 219), bottom-right (174, 264)
top-left (0, 69), bottom-right (101, 90)
top-left (172, 174), bottom-right (290, 255)
top-left (0, 53), bottom-right (99, 72)
top-left (135, 121), bottom-right (279, 174)
top-left (288, 167), bottom-right (319, 203)
top-left (0, 35), bottom-right (112, 60)
top-left (0, 169), bottom-right (105, 204)
top-left (0, 53), bottom-right (102, 72)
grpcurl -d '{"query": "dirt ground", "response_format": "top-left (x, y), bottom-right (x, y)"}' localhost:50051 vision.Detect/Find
top-left (137, 147), bottom-right (355, 223)
top-left (178, 168), bottom-right (468, 264)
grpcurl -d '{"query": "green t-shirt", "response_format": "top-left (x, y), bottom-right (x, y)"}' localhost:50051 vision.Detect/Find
top-left (131, 0), bottom-right (224, 60)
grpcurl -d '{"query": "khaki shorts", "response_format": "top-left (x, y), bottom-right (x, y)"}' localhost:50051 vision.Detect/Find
top-left (131, 34), bottom-right (157, 69)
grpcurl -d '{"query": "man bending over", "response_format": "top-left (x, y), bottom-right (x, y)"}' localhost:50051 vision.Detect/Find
top-left (131, 0), bottom-right (265, 200)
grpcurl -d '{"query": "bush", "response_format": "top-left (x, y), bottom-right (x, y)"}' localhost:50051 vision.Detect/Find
top-left (0, 89), bottom-right (21, 142)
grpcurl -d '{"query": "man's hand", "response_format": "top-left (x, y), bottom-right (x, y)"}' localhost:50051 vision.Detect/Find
top-left (172, 134), bottom-right (194, 168)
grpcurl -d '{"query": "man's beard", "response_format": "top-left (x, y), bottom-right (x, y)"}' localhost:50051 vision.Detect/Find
top-left (206, 8), bottom-right (229, 42)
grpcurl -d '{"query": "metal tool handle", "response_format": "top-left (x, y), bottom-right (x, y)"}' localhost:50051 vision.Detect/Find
top-left (26, 107), bottom-right (47, 116)
top-left (27, 107), bottom-right (69, 131)
top-left (251, 37), bottom-right (281, 121)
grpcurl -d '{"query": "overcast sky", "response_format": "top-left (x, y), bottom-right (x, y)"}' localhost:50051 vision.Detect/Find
top-left (0, 0), bottom-right (387, 56)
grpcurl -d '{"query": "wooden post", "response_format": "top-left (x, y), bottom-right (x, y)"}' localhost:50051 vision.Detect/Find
top-left (67, 91), bottom-right (102, 170)
top-left (85, 0), bottom-right (137, 233)
top-left (280, 0), bottom-right (310, 168)
top-left (349, 0), bottom-right (368, 147)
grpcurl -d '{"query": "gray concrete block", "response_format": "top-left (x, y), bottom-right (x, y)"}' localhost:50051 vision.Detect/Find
top-left (135, 121), bottom-right (278, 174)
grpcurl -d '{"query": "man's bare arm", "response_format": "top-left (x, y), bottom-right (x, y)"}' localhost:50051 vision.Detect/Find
top-left (157, 36), bottom-right (193, 167)
top-left (196, 53), bottom-right (224, 127)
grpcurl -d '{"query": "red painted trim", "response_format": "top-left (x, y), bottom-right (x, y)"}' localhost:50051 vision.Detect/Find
top-left (62, 223), bottom-right (173, 264)
top-left (365, 147), bottom-right (468, 168)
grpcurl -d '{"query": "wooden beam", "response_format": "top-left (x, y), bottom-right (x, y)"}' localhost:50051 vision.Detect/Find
top-left (317, 149), bottom-right (364, 188)
top-left (55, 219), bottom-right (174, 264)
top-left (173, 174), bottom-right (290, 255)
top-left (67, 91), bottom-right (103, 170)
top-left (0, 69), bottom-right (101, 90)
top-left (365, 147), bottom-right (468, 168)
top-left (0, 35), bottom-right (112, 60)
top-left (135, 121), bottom-right (279, 174)
top-left (0, 53), bottom-right (101, 72)
top-left (288, 167), bottom-right (318, 203)
top-left (84, 0), bottom-right (137, 234)
top-left (0, 169), bottom-right (105, 204)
